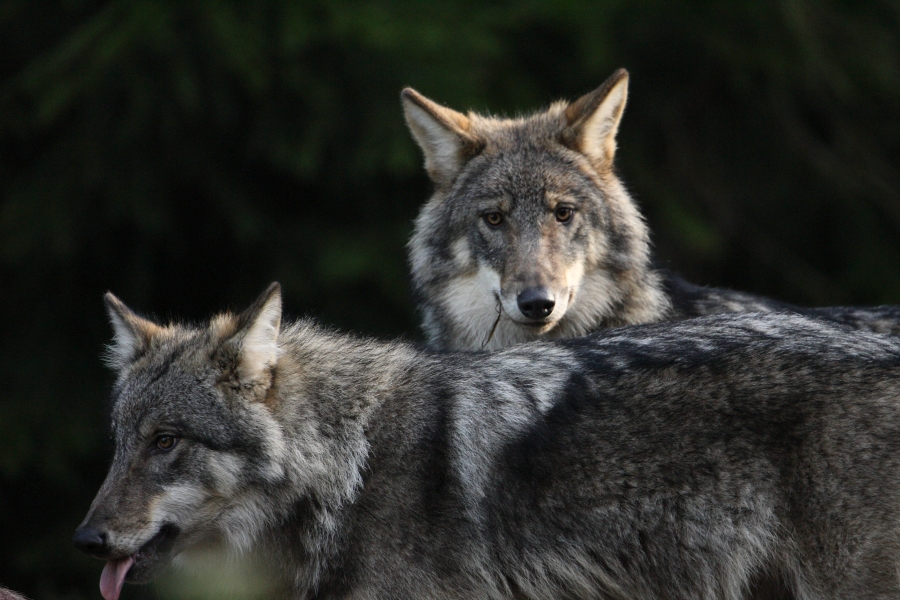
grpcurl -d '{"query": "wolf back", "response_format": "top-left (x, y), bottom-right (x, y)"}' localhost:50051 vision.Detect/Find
top-left (76, 284), bottom-right (900, 599)
top-left (402, 70), bottom-right (900, 350)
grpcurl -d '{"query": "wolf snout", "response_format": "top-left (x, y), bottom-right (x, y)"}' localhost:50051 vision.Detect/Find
top-left (73, 524), bottom-right (111, 558)
top-left (517, 287), bottom-right (556, 320)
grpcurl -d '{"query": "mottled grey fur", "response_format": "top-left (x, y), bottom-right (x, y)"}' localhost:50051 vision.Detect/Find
top-left (403, 70), bottom-right (900, 350)
top-left (77, 284), bottom-right (900, 599)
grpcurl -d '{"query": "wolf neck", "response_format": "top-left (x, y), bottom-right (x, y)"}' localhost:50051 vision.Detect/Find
top-left (272, 320), bottom-right (415, 487)
top-left (260, 321), bottom-right (418, 588)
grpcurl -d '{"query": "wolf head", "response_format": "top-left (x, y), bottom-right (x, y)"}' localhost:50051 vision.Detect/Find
top-left (73, 284), bottom-right (289, 600)
top-left (404, 69), bottom-right (670, 350)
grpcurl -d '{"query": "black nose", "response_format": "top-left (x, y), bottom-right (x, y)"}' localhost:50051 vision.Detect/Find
top-left (517, 287), bottom-right (556, 320)
top-left (73, 525), bottom-right (110, 558)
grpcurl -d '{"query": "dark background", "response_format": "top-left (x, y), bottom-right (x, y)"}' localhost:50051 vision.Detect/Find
top-left (3, 1), bottom-right (900, 598)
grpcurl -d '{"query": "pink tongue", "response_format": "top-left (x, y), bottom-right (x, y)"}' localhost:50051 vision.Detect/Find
top-left (100, 556), bottom-right (134, 600)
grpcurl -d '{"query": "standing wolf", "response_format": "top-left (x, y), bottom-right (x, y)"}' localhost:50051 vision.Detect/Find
top-left (76, 283), bottom-right (900, 599)
top-left (403, 69), bottom-right (900, 350)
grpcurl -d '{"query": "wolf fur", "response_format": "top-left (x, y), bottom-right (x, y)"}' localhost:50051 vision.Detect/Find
top-left (403, 70), bottom-right (900, 350)
top-left (76, 283), bottom-right (900, 599)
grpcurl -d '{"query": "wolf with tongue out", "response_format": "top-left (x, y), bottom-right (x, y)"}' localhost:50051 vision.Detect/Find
top-left (75, 283), bottom-right (900, 599)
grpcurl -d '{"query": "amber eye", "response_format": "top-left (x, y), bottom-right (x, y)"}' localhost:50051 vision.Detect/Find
top-left (155, 435), bottom-right (178, 451)
top-left (483, 212), bottom-right (503, 227)
top-left (555, 206), bottom-right (574, 223)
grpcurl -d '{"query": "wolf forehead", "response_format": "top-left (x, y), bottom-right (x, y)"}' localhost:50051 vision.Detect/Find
top-left (453, 106), bottom-right (602, 174)
top-left (454, 150), bottom-right (601, 206)
top-left (107, 322), bottom-right (248, 440)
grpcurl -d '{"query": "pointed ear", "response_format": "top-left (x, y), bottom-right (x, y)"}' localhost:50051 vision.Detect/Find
top-left (401, 88), bottom-right (482, 188)
top-left (233, 282), bottom-right (282, 382)
top-left (104, 292), bottom-right (161, 369)
top-left (563, 69), bottom-right (629, 168)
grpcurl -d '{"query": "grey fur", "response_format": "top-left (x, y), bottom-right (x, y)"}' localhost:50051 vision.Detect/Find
top-left (76, 284), bottom-right (900, 599)
top-left (402, 70), bottom-right (900, 350)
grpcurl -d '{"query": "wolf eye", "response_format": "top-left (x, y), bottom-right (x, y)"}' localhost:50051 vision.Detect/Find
top-left (483, 212), bottom-right (503, 227)
top-left (555, 207), bottom-right (574, 223)
top-left (155, 435), bottom-right (178, 451)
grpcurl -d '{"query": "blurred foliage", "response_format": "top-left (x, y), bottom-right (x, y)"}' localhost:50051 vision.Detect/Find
top-left (2, 0), bottom-right (900, 598)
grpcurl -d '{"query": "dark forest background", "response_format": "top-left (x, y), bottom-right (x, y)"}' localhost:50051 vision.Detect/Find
top-left (3, 1), bottom-right (900, 598)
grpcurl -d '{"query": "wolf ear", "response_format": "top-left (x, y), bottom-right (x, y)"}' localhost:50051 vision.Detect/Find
top-left (401, 88), bottom-right (482, 188)
top-left (233, 282), bottom-right (282, 382)
top-left (563, 69), bottom-right (629, 168)
top-left (104, 293), bottom-right (161, 369)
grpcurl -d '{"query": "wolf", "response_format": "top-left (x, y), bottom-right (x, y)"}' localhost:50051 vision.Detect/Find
top-left (76, 283), bottom-right (900, 599)
top-left (402, 69), bottom-right (900, 350)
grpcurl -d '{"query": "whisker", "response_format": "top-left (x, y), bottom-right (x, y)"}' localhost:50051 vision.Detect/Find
top-left (481, 297), bottom-right (503, 350)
